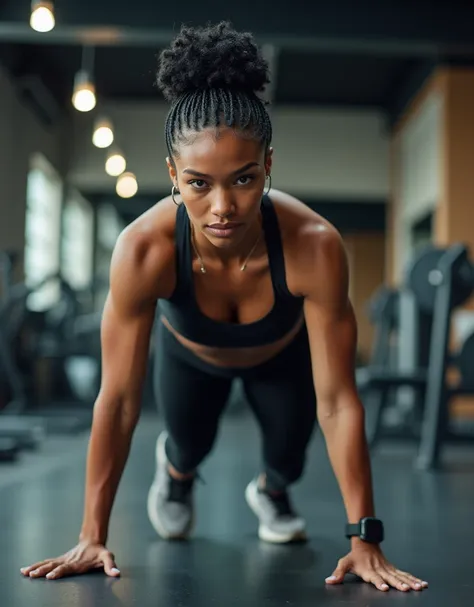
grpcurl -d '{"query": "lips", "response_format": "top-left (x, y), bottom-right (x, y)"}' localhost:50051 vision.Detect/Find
top-left (207, 223), bottom-right (241, 229)
top-left (205, 223), bottom-right (242, 238)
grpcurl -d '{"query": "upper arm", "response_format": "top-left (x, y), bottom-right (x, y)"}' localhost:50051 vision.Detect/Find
top-left (299, 225), bottom-right (359, 412)
top-left (98, 228), bottom-right (171, 405)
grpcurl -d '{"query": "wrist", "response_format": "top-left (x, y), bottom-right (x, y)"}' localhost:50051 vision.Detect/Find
top-left (79, 526), bottom-right (107, 545)
top-left (345, 516), bottom-right (384, 545)
top-left (350, 536), bottom-right (381, 551)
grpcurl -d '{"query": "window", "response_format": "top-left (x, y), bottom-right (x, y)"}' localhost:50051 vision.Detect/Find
top-left (24, 154), bottom-right (63, 310)
top-left (94, 203), bottom-right (125, 310)
top-left (61, 190), bottom-right (94, 291)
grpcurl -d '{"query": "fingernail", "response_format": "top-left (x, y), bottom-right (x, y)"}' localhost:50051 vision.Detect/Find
top-left (414, 583), bottom-right (421, 589)
top-left (111, 568), bottom-right (120, 575)
top-left (402, 583), bottom-right (409, 589)
top-left (325, 576), bottom-right (337, 582)
top-left (381, 584), bottom-right (389, 590)
top-left (422, 581), bottom-right (429, 587)
top-left (46, 573), bottom-right (54, 579)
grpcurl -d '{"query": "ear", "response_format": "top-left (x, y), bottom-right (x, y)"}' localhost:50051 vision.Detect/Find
top-left (166, 156), bottom-right (178, 186)
top-left (264, 147), bottom-right (273, 176)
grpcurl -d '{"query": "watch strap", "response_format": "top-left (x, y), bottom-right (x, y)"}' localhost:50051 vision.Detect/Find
top-left (345, 522), bottom-right (361, 538)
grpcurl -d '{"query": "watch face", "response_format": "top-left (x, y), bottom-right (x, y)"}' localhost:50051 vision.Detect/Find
top-left (361, 518), bottom-right (384, 543)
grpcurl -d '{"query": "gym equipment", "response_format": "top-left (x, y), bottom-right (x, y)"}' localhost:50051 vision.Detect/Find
top-left (361, 243), bottom-right (474, 470)
top-left (0, 304), bottom-right (46, 451)
top-left (457, 333), bottom-right (474, 390)
top-left (0, 250), bottom-right (20, 304)
top-left (415, 244), bottom-right (474, 470)
top-left (407, 244), bottom-right (474, 314)
top-left (358, 286), bottom-right (427, 445)
top-left (0, 437), bottom-right (20, 463)
top-left (0, 272), bottom-right (95, 441)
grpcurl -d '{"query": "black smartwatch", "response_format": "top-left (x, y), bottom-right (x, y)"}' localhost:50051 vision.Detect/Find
top-left (345, 517), bottom-right (384, 544)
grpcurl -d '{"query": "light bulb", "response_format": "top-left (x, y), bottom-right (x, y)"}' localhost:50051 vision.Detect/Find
top-left (72, 71), bottom-right (96, 112)
top-left (93, 118), bottom-right (114, 148)
top-left (30, 1), bottom-right (55, 33)
top-left (116, 172), bottom-right (138, 198)
top-left (106, 152), bottom-right (126, 177)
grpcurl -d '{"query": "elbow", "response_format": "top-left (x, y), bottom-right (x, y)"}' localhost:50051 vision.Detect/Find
top-left (94, 390), bottom-right (141, 431)
top-left (317, 391), bottom-right (365, 424)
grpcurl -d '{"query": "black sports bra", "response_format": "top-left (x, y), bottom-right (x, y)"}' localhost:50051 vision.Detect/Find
top-left (158, 195), bottom-right (304, 347)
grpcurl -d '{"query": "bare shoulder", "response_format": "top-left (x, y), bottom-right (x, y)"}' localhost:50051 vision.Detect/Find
top-left (109, 196), bottom-right (178, 312)
top-left (269, 189), bottom-right (347, 297)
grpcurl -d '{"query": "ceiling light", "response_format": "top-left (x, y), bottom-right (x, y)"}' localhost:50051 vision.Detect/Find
top-left (30, 1), bottom-right (55, 33)
top-left (106, 150), bottom-right (127, 177)
top-left (72, 70), bottom-right (96, 112)
top-left (116, 172), bottom-right (138, 198)
top-left (93, 117), bottom-right (114, 148)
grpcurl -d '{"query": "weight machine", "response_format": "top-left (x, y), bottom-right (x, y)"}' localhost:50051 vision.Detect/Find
top-left (359, 243), bottom-right (474, 470)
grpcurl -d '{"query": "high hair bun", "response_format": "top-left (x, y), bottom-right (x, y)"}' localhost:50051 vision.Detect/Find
top-left (156, 21), bottom-right (270, 102)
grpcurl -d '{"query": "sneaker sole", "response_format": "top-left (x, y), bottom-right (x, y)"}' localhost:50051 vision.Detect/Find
top-left (245, 482), bottom-right (307, 544)
top-left (147, 432), bottom-right (195, 540)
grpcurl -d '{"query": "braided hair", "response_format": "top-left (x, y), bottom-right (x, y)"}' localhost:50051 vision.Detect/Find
top-left (156, 22), bottom-right (273, 159)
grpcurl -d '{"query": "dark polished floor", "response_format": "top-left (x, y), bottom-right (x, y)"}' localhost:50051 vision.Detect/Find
top-left (2, 409), bottom-right (474, 607)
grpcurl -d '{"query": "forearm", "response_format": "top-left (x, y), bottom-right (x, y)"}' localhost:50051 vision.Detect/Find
top-left (80, 397), bottom-right (140, 544)
top-left (319, 401), bottom-right (375, 525)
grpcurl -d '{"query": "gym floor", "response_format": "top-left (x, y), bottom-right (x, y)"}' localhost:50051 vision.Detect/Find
top-left (2, 410), bottom-right (474, 607)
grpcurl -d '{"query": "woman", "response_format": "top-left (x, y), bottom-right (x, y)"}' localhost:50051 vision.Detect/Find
top-left (21, 22), bottom-right (427, 593)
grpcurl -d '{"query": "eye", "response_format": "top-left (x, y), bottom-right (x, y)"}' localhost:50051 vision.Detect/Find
top-left (189, 179), bottom-right (208, 189)
top-left (236, 175), bottom-right (255, 185)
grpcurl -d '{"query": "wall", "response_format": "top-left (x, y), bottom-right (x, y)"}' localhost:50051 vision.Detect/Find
top-left (69, 102), bottom-right (390, 201)
top-left (0, 65), bottom-right (71, 277)
top-left (389, 82), bottom-right (442, 283)
top-left (344, 232), bottom-right (386, 362)
top-left (389, 66), bottom-right (474, 417)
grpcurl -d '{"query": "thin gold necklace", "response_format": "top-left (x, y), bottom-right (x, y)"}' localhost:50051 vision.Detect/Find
top-left (191, 225), bottom-right (262, 274)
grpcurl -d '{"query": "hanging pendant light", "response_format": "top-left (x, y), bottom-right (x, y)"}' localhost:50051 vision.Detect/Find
top-left (30, 1), bottom-right (55, 33)
top-left (72, 47), bottom-right (97, 112)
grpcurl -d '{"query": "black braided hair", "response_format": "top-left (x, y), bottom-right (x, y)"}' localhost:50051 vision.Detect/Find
top-left (156, 22), bottom-right (273, 158)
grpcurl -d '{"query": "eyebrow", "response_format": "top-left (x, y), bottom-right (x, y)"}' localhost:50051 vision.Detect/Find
top-left (182, 162), bottom-right (260, 179)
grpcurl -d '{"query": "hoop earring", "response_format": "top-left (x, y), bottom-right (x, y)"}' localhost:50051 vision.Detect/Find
top-left (264, 174), bottom-right (272, 195)
top-left (171, 185), bottom-right (182, 206)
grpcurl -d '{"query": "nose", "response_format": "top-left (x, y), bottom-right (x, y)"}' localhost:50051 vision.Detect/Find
top-left (211, 191), bottom-right (234, 218)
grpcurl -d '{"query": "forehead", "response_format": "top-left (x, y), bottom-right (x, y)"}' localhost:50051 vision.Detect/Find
top-left (175, 127), bottom-right (264, 169)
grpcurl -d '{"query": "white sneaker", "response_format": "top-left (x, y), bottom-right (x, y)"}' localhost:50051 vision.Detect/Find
top-left (245, 477), bottom-right (307, 543)
top-left (147, 431), bottom-right (195, 540)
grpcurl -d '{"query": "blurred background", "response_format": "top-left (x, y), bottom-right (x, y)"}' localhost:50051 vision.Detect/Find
top-left (1, 1), bottom-right (474, 463)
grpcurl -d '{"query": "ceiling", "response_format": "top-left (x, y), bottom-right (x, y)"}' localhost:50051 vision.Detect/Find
top-left (1, 1), bottom-right (474, 225)
top-left (0, 0), bottom-right (473, 125)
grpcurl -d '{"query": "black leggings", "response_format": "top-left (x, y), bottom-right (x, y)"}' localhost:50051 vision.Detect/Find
top-left (153, 321), bottom-right (317, 492)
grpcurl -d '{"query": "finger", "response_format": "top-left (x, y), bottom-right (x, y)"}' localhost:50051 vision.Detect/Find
top-left (325, 559), bottom-right (349, 585)
top-left (364, 570), bottom-right (389, 592)
top-left (380, 568), bottom-right (412, 592)
top-left (398, 569), bottom-right (428, 588)
top-left (101, 551), bottom-right (120, 577)
top-left (46, 564), bottom-right (76, 580)
top-left (29, 562), bottom-right (59, 578)
top-left (21, 560), bottom-right (54, 576)
top-left (391, 568), bottom-right (427, 590)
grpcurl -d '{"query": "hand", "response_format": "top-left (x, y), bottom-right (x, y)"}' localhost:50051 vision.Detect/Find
top-left (325, 543), bottom-right (428, 592)
top-left (20, 541), bottom-right (120, 581)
